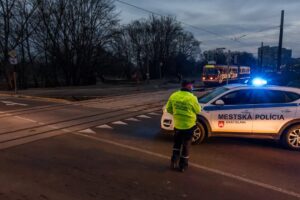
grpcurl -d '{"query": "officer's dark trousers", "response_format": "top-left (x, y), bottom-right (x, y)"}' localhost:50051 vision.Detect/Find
top-left (171, 126), bottom-right (194, 169)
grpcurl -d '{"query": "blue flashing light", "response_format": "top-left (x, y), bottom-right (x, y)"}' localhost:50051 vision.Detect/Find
top-left (252, 78), bottom-right (267, 86)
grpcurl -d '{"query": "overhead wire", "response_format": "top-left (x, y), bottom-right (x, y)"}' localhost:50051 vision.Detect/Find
top-left (115, 0), bottom-right (284, 55)
top-left (115, 0), bottom-right (245, 44)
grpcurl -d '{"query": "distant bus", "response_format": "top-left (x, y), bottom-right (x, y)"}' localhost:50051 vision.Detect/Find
top-left (202, 64), bottom-right (250, 85)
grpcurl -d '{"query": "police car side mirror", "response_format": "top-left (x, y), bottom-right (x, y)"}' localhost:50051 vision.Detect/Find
top-left (215, 99), bottom-right (225, 106)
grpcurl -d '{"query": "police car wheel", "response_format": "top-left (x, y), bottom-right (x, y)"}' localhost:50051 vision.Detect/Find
top-left (282, 125), bottom-right (300, 150)
top-left (192, 123), bottom-right (206, 144)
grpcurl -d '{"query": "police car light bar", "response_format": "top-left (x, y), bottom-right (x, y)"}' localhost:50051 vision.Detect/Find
top-left (252, 78), bottom-right (267, 86)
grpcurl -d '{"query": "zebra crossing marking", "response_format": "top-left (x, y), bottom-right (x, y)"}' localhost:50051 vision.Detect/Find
top-left (137, 115), bottom-right (151, 119)
top-left (97, 124), bottom-right (113, 129)
top-left (125, 118), bottom-right (140, 122)
top-left (148, 112), bottom-right (160, 116)
top-left (112, 121), bottom-right (128, 125)
top-left (79, 128), bottom-right (96, 134)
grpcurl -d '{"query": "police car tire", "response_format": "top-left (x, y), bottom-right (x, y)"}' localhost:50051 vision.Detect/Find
top-left (192, 123), bottom-right (206, 145)
top-left (281, 124), bottom-right (300, 150)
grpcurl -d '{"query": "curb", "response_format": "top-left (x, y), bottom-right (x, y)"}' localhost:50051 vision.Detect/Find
top-left (0, 85), bottom-right (180, 104)
top-left (0, 93), bottom-right (71, 104)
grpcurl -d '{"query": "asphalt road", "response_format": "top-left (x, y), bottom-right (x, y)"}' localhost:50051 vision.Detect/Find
top-left (0, 92), bottom-right (300, 200)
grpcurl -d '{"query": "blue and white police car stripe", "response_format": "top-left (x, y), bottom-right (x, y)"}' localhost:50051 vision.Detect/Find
top-left (203, 103), bottom-right (299, 111)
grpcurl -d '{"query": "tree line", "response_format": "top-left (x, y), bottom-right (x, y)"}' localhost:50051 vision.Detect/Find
top-left (0, 0), bottom-right (255, 89)
top-left (203, 49), bottom-right (256, 66)
top-left (0, 0), bottom-right (120, 88)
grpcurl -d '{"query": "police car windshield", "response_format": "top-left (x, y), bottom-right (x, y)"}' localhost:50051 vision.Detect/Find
top-left (198, 87), bottom-right (229, 104)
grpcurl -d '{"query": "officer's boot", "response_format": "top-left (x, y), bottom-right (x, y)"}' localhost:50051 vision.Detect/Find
top-left (179, 156), bottom-right (189, 172)
top-left (170, 155), bottom-right (179, 170)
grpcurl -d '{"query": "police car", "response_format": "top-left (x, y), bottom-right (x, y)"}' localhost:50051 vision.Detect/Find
top-left (161, 78), bottom-right (300, 150)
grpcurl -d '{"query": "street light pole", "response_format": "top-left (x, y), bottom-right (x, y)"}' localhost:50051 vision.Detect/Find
top-left (277, 10), bottom-right (284, 72)
top-left (260, 42), bottom-right (264, 72)
top-left (226, 50), bottom-right (231, 85)
top-left (159, 62), bottom-right (163, 79)
top-left (146, 57), bottom-right (150, 84)
top-left (8, 50), bottom-right (18, 94)
top-left (13, 66), bottom-right (17, 94)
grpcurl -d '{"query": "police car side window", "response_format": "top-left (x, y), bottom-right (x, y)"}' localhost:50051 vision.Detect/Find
top-left (285, 92), bottom-right (300, 102)
top-left (254, 90), bottom-right (296, 104)
top-left (267, 91), bottom-right (286, 103)
top-left (218, 90), bottom-right (253, 105)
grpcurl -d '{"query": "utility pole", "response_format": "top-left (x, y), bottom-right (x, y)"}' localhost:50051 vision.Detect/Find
top-left (277, 10), bottom-right (284, 72)
top-left (159, 62), bottom-right (163, 79)
top-left (146, 57), bottom-right (150, 84)
top-left (260, 42), bottom-right (264, 72)
top-left (8, 50), bottom-right (18, 94)
top-left (226, 50), bottom-right (231, 85)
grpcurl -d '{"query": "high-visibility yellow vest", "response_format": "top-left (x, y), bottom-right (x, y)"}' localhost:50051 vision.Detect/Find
top-left (166, 90), bottom-right (201, 130)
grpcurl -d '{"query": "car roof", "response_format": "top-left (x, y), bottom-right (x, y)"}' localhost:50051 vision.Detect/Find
top-left (223, 84), bottom-right (300, 93)
top-left (223, 84), bottom-right (246, 89)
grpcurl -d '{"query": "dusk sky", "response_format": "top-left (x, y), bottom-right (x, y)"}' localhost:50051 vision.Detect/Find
top-left (115, 0), bottom-right (300, 58)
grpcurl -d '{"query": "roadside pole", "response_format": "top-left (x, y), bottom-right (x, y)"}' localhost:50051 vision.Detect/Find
top-left (277, 10), bottom-right (284, 72)
top-left (146, 58), bottom-right (150, 84)
top-left (8, 50), bottom-right (18, 94)
top-left (13, 69), bottom-right (17, 94)
top-left (260, 42), bottom-right (264, 72)
top-left (159, 62), bottom-right (163, 79)
top-left (226, 50), bottom-right (231, 85)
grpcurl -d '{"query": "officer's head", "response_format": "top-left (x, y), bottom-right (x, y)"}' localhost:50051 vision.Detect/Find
top-left (181, 80), bottom-right (194, 91)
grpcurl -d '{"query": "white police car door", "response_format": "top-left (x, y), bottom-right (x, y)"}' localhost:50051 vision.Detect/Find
top-left (252, 89), bottom-right (298, 134)
top-left (206, 89), bottom-right (254, 133)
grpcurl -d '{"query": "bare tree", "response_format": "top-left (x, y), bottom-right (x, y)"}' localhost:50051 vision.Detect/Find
top-left (0, 1), bottom-right (201, 88)
top-left (113, 15), bottom-right (201, 79)
top-left (0, 0), bottom-right (40, 89)
top-left (31, 0), bottom-right (118, 86)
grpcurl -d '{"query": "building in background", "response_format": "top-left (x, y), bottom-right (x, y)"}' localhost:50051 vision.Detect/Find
top-left (258, 46), bottom-right (292, 71)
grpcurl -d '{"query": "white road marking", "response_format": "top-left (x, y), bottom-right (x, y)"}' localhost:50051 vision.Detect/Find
top-left (0, 113), bottom-right (12, 117)
top-left (97, 124), bottom-right (113, 129)
top-left (148, 112), bottom-right (160, 116)
top-left (74, 133), bottom-right (300, 199)
top-left (1, 100), bottom-right (28, 106)
top-left (125, 118), bottom-right (140, 122)
top-left (79, 128), bottom-right (96, 134)
top-left (48, 125), bottom-right (59, 129)
top-left (14, 116), bottom-right (37, 123)
top-left (137, 115), bottom-right (151, 119)
top-left (62, 129), bottom-right (72, 133)
top-left (112, 121), bottom-right (128, 125)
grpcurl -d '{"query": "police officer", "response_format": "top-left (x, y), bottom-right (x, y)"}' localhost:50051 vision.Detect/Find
top-left (166, 80), bottom-right (201, 172)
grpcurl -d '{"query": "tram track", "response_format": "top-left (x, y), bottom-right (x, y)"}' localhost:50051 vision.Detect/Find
top-left (0, 101), bottom-right (163, 136)
top-left (0, 90), bottom-right (171, 119)
top-left (0, 87), bottom-right (214, 150)
top-left (0, 86), bottom-right (213, 118)
top-left (0, 101), bottom-right (163, 149)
